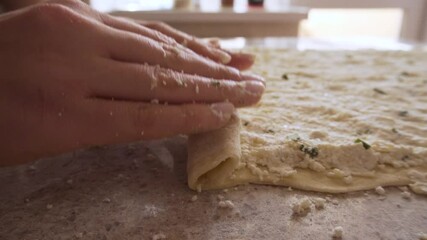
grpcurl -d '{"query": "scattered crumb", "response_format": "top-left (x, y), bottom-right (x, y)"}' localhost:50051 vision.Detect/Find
top-left (25, 198), bottom-right (30, 203)
top-left (311, 197), bottom-right (326, 209)
top-left (151, 99), bottom-right (159, 104)
top-left (150, 77), bottom-right (158, 90)
top-left (223, 189), bottom-right (229, 193)
top-left (375, 186), bottom-right (386, 195)
top-left (58, 112), bottom-right (63, 117)
top-left (332, 226), bottom-right (343, 239)
top-left (46, 204), bottom-right (53, 209)
top-left (109, 111), bottom-right (113, 116)
top-left (102, 198), bottom-right (111, 203)
top-left (326, 197), bottom-right (339, 205)
top-left (195, 85), bottom-right (199, 94)
top-left (343, 175), bottom-right (353, 184)
top-left (218, 200), bottom-right (235, 209)
top-left (418, 232), bottom-right (427, 240)
top-left (398, 186), bottom-right (408, 192)
top-left (191, 195), bottom-right (198, 202)
top-left (152, 233), bottom-right (166, 240)
top-left (288, 187), bottom-right (293, 191)
top-left (66, 179), bottom-right (73, 185)
top-left (401, 191), bottom-right (411, 199)
top-left (217, 195), bottom-right (224, 200)
top-left (75, 232), bottom-right (83, 239)
top-left (196, 184), bottom-right (202, 193)
top-left (143, 205), bottom-right (162, 218)
top-left (234, 187), bottom-right (238, 191)
top-left (291, 197), bottom-right (312, 216)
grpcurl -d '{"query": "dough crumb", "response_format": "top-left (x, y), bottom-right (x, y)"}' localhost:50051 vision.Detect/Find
top-left (401, 191), bottom-right (411, 199)
top-left (291, 197), bottom-right (312, 216)
top-left (218, 200), bottom-right (235, 209)
top-left (332, 226), bottom-right (343, 239)
top-left (46, 204), bottom-right (53, 209)
top-left (25, 198), bottom-right (30, 203)
top-left (223, 189), bottom-right (229, 193)
top-left (191, 195), bottom-right (198, 202)
top-left (75, 232), bottom-right (83, 239)
top-left (66, 179), bottom-right (73, 185)
top-left (311, 197), bottom-right (326, 209)
top-left (143, 205), bottom-right (162, 218)
top-left (195, 85), bottom-right (200, 94)
top-left (152, 233), bottom-right (166, 240)
top-left (375, 186), bottom-right (386, 195)
top-left (217, 194), bottom-right (224, 200)
top-left (343, 175), bottom-right (353, 185)
top-left (418, 232), bottom-right (427, 240)
top-left (151, 99), bottom-right (159, 104)
top-left (102, 198), bottom-right (111, 203)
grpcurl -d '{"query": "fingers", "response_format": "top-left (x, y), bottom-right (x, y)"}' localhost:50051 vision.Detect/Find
top-left (142, 21), bottom-right (232, 64)
top-left (88, 60), bottom-right (264, 107)
top-left (102, 15), bottom-right (179, 46)
top-left (226, 52), bottom-right (256, 70)
top-left (103, 27), bottom-right (263, 83)
top-left (79, 100), bottom-right (235, 146)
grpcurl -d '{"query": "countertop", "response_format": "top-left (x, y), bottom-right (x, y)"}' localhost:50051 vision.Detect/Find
top-left (1, 38), bottom-right (426, 240)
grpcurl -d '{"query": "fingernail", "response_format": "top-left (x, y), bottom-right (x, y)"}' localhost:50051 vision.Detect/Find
top-left (215, 50), bottom-right (232, 64)
top-left (211, 102), bottom-right (235, 121)
top-left (239, 52), bottom-right (256, 62)
top-left (243, 81), bottom-right (265, 96)
top-left (241, 73), bottom-right (265, 84)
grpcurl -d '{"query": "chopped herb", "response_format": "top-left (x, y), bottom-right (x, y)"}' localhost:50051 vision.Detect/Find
top-left (373, 88), bottom-right (386, 95)
top-left (400, 71), bottom-right (417, 77)
top-left (299, 144), bottom-right (319, 158)
top-left (243, 121), bottom-right (250, 126)
top-left (401, 155), bottom-right (410, 161)
top-left (210, 81), bottom-right (221, 87)
top-left (398, 111), bottom-right (408, 117)
top-left (391, 128), bottom-right (398, 133)
top-left (354, 138), bottom-right (371, 150)
top-left (281, 74), bottom-right (289, 80)
top-left (288, 134), bottom-right (301, 142)
top-left (357, 129), bottom-right (372, 135)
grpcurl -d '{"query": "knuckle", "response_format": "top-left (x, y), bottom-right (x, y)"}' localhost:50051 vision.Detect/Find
top-left (28, 3), bottom-right (79, 26)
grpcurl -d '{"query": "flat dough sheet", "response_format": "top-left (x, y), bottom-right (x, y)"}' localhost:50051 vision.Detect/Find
top-left (188, 49), bottom-right (427, 194)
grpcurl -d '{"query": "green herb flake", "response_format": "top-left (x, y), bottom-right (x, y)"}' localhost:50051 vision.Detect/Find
top-left (400, 71), bottom-right (417, 77)
top-left (281, 74), bottom-right (289, 80)
top-left (398, 111), bottom-right (408, 117)
top-left (210, 81), bottom-right (221, 87)
top-left (373, 88), bottom-right (386, 95)
top-left (354, 138), bottom-right (371, 150)
top-left (391, 128), bottom-right (398, 133)
top-left (299, 144), bottom-right (319, 158)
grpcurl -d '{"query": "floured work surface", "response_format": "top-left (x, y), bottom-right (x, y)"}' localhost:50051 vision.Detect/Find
top-left (188, 49), bottom-right (427, 194)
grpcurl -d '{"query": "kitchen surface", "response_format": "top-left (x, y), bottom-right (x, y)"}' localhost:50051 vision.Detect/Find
top-left (1, 36), bottom-right (426, 239)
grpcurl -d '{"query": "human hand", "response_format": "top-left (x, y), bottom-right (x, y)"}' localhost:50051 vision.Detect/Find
top-left (0, 0), bottom-right (264, 165)
top-left (140, 21), bottom-right (256, 71)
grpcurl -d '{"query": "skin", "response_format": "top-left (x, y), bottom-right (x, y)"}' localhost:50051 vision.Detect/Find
top-left (0, 0), bottom-right (264, 166)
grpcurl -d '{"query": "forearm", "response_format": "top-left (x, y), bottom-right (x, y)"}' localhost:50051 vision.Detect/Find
top-left (0, 0), bottom-right (46, 11)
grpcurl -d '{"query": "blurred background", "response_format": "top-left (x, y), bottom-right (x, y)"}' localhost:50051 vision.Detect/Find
top-left (87, 0), bottom-right (427, 43)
